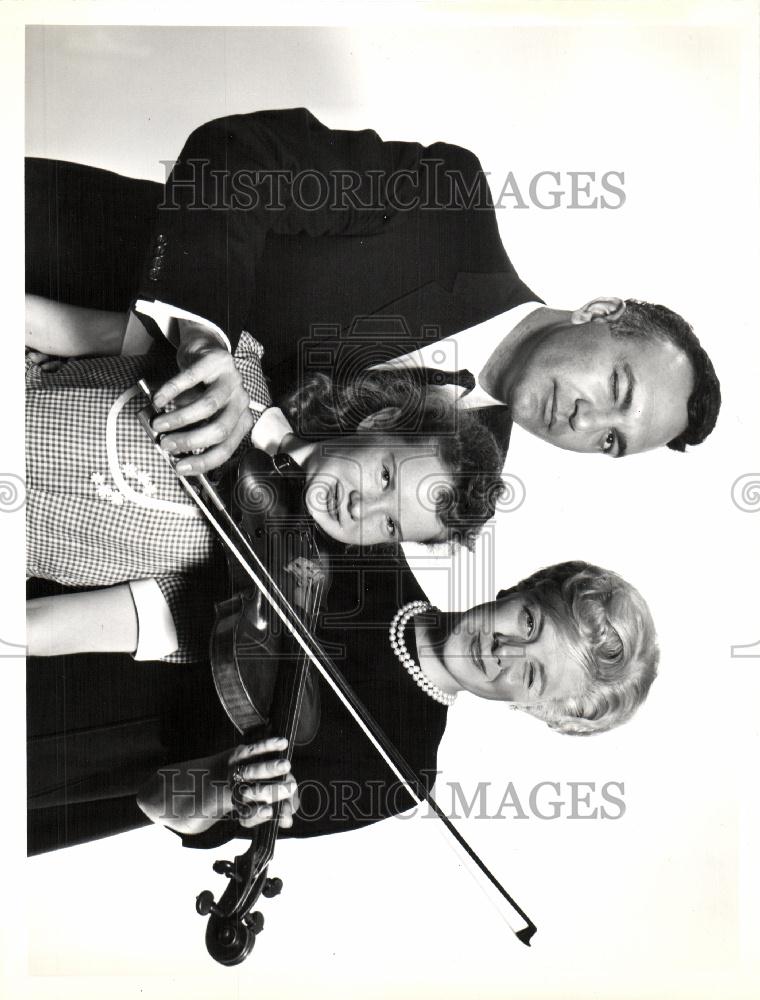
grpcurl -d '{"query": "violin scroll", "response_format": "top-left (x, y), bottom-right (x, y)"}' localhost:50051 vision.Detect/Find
top-left (197, 846), bottom-right (284, 966)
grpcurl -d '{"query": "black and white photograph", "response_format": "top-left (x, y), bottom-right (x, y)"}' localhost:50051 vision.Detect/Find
top-left (2, 3), bottom-right (759, 998)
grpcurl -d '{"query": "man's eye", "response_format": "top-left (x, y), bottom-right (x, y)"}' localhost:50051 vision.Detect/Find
top-left (611, 369), bottom-right (619, 404)
top-left (523, 606), bottom-right (535, 638)
top-left (527, 663), bottom-right (535, 689)
top-left (381, 465), bottom-right (391, 488)
top-left (601, 430), bottom-right (616, 454)
top-left (386, 516), bottom-right (396, 537)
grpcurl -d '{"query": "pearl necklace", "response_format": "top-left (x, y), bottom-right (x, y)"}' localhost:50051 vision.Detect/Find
top-left (389, 600), bottom-right (457, 707)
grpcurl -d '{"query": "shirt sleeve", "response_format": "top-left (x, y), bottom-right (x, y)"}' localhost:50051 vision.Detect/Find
top-left (233, 330), bottom-right (272, 415)
top-left (128, 574), bottom-right (215, 664)
top-left (249, 407), bottom-right (294, 454)
top-left (132, 298), bottom-right (231, 352)
top-left (128, 578), bottom-right (179, 660)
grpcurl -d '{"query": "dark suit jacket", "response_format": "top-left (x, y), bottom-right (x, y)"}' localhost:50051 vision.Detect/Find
top-left (27, 108), bottom-right (540, 374)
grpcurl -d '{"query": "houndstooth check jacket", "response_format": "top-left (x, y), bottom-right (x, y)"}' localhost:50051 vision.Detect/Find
top-left (26, 331), bottom-right (270, 662)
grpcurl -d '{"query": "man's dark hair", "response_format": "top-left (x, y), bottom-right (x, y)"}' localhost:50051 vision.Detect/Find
top-left (609, 299), bottom-right (721, 451)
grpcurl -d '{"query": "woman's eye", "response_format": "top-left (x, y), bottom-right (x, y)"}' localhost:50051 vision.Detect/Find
top-left (611, 369), bottom-right (619, 404)
top-left (601, 430), bottom-right (616, 454)
top-left (527, 663), bottom-right (535, 689)
top-left (386, 516), bottom-right (397, 537)
top-left (523, 606), bottom-right (535, 638)
top-left (381, 465), bottom-right (391, 488)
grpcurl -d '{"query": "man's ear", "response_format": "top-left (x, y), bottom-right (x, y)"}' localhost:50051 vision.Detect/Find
top-left (356, 406), bottom-right (403, 431)
top-left (570, 296), bottom-right (626, 325)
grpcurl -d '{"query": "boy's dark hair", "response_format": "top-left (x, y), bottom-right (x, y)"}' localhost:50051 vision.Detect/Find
top-left (285, 370), bottom-right (504, 548)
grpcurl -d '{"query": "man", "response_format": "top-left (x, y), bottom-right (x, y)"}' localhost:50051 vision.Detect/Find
top-left (26, 108), bottom-right (720, 473)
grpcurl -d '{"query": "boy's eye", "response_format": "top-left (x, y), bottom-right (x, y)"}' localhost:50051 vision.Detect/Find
top-left (381, 465), bottom-right (391, 488)
top-left (601, 430), bottom-right (617, 454)
top-left (523, 606), bottom-right (535, 638)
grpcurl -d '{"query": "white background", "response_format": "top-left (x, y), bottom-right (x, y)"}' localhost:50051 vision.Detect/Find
top-left (2, 3), bottom-right (759, 999)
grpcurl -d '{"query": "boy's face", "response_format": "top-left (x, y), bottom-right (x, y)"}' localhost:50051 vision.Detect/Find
top-left (303, 434), bottom-right (452, 546)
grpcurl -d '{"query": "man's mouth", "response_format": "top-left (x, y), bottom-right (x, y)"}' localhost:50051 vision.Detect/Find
top-left (544, 381), bottom-right (557, 432)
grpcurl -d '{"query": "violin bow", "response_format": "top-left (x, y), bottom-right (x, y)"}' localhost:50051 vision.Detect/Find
top-left (137, 381), bottom-right (537, 947)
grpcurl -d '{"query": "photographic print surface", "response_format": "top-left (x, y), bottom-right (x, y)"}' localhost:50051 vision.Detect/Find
top-left (3, 4), bottom-right (760, 999)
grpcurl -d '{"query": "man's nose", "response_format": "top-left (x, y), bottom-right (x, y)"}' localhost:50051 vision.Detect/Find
top-left (569, 398), bottom-right (607, 433)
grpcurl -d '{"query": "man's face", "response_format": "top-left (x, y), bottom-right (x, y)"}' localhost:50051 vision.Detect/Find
top-left (508, 320), bottom-right (694, 456)
top-left (304, 434), bottom-right (450, 546)
top-left (431, 591), bottom-right (587, 703)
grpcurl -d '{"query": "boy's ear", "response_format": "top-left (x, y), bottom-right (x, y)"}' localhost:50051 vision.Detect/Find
top-left (357, 407), bottom-right (403, 431)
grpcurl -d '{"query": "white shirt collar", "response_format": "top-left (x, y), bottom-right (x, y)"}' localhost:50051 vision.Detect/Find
top-left (375, 300), bottom-right (544, 408)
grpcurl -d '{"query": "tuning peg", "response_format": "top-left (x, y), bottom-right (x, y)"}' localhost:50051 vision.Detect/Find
top-left (262, 877), bottom-right (283, 898)
top-left (213, 860), bottom-right (242, 883)
top-left (243, 911), bottom-right (265, 934)
top-left (196, 890), bottom-right (223, 917)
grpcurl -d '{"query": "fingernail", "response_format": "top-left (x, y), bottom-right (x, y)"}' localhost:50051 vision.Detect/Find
top-left (162, 440), bottom-right (177, 453)
top-left (175, 461), bottom-right (191, 474)
top-left (153, 393), bottom-right (166, 408)
top-left (277, 759), bottom-right (289, 768)
top-left (153, 418), bottom-right (169, 432)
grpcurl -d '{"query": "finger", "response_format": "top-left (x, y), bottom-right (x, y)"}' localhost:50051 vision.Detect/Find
top-left (233, 757), bottom-right (292, 785)
top-left (152, 353), bottom-right (231, 408)
top-left (153, 380), bottom-right (245, 434)
top-left (237, 802), bottom-right (275, 829)
top-left (228, 736), bottom-right (288, 766)
top-left (238, 778), bottom-right (297, 806)
top-left (278, 800), bottom-right (294, 829)
top-left (26, 350), bottom-right (52, 364)
top-left (171, 410), bottom-right (254, 476)
top-left (156, 393), bottom-right (248, 451)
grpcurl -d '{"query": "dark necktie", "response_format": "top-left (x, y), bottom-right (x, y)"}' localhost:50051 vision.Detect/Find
top-left (422, 367), bottom-right (477, 393)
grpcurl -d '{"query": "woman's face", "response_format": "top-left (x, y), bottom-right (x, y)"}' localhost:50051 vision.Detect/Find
top-left (303, 434), bottom-right (452, 547)
top-left (433, 590), bottom-right (588, 703)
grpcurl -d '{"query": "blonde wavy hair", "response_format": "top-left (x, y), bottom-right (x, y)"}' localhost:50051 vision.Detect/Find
top-left (499, 561), bottom-right (659, 735)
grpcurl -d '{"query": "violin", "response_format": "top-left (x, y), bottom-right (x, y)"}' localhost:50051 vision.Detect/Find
top-left (137, 380), bottom-right (537, 965)
top-left (199, 446), bottom-right (328, 966)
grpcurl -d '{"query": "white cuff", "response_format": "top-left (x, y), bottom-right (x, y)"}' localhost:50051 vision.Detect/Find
top-left (133, 298), bottom-right (231, 352)
top-left (128, 579), bottom-right (179, 660)
top-left (250, 406), bottom-right (295, 455)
